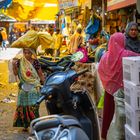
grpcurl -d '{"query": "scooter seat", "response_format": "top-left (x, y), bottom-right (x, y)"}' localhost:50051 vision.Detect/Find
top-left (40, 62), bottom-right (65, 72)
top-left (34, 115), bottom-right (81, 132)
top-left (39, 59), bottom-right (59, 66)
top-left (34, 118), bottom-right (60, 132)
top-left (39, 58), bottom-right (64, 66)
top-left (61, 115), bottom-right (82, 127)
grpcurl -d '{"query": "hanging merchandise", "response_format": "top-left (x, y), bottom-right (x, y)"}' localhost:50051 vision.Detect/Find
top-left (85, 14), bottom-right (100, 35)
top-left (0, 0), bottom-right (12, 9)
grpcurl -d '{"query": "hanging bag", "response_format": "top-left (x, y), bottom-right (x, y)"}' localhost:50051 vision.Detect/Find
top-left (85, 17), bottom-right (100, 35)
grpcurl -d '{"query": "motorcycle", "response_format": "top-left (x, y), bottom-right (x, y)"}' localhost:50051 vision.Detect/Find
top-left (28, 68), bottom-right (100, 140)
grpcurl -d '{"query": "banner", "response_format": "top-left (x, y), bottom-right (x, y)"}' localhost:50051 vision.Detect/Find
top-left (107, 0), bottom-right (137, 11)
top-left (58, 0), bottom-right (78, 10)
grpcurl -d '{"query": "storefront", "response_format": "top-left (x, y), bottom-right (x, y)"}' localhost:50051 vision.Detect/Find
top-left (0, 13), bottom-right (16, 34)
top-left (57, 0), bottom-right (81, 35)
top-left (105, 0), bottom-right (137, 34)
top-left (107, 0), bottom-right (136, 11)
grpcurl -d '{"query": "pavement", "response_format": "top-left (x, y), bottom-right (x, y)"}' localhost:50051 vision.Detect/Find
top-left (0, 86), bottom-right (46, 140)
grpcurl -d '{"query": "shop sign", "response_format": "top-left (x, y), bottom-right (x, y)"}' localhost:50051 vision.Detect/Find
top-left (58, 0), bottom-right (78, 10)
top-left (107, 0), bottom-right (137, 11)
top-left (30, 20), bottom-right (55, 24)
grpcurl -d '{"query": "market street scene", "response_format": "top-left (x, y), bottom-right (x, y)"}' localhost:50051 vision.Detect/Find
top-left (0, 0), bottom-right (140, 140)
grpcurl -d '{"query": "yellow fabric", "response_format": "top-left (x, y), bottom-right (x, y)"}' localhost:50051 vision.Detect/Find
top-left (54, 33), bottom-right (63, 50)
top-left (69, 32), bottom-right (83, 53)
top-left (1, 30), bottom-right (7, 40)
top-left (11, 30), bottom-right (54, 50)
top-left (3, 0), bottom-right (58, 21)
top-left (11, 30), bottom-right (39, 49)
top-left (38, 32), bottom-right (55, 50)
top-left (20, 57), bottom-right (40, 87)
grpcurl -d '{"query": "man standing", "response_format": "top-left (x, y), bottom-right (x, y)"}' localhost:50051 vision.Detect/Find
top-left (69, 27), bottom-right (83, 54)
top-left (45, 26), bottom-right (55, 56)
top-left (0, 27), bottom-right (8, 50)
top-left (54, 28), bottom-right (63, 57)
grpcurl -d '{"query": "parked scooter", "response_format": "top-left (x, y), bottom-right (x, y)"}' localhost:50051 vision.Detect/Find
top-left (28, 68), bottom-right (100, 140)
top-left (38, 55), bottom-right (74, 77)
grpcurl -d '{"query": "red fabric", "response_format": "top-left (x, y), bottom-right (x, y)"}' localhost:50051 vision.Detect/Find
top-left (101, 91), bottom-right (115, 139)
top-left (98, 32), bottom-right (140, 95)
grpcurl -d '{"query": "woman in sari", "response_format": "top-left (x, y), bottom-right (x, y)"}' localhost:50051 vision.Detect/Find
top-left (98, 32), bottom-right (140, 140)
top-left (12, 48), bottom-right (44, 131)
top-left (125, 21), bottom-right (140, 53)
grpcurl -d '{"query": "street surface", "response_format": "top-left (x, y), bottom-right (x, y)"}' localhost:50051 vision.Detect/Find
top-left (0, 87), bottom-right (46, 140)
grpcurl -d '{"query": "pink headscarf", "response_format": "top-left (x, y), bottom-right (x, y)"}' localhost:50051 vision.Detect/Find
top-left (98, 32), bottom-right (140, 95)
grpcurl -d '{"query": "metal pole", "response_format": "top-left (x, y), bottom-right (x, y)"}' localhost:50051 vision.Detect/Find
top-left (102, 0), bottom-right (105, 29)
top-left (137, 0), bottom-right (140, 14)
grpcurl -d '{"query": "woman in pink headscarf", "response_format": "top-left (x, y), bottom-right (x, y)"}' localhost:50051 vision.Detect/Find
top-left (98, 32), bottom-right (140, 140)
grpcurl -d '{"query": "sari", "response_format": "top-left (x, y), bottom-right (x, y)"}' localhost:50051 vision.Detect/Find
top-left (13, 57), bottom-right (41, 128)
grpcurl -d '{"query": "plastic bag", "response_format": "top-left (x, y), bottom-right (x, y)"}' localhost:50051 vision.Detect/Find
top-left (85, 18), bottom-right (100, 35)
top-left (97, 90), bottom-right (105, 109)
top-left (107, 89), bottom-right (126, 140)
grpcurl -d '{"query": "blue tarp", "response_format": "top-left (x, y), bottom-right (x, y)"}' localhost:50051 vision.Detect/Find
top-left (0, 0), bottom-right (12, 9)
top-left (85, 18), bottom-right (100, 35)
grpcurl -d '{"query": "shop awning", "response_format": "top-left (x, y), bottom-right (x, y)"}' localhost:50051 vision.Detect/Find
top-left (107, 0), bottom-right (137, 11)
top-left (0, 13), bottom-right (16, 22)
top-left (2, 0), bottom-right (58, 21)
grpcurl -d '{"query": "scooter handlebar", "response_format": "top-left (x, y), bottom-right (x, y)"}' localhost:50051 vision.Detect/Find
top-left (36, 95), bottom-right (46, 105)
top-left (77, 68), bottom-right (89, 76)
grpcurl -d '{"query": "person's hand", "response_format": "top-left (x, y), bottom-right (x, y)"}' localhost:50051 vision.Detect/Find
top-left (12, 58), bottom-right (18, 66)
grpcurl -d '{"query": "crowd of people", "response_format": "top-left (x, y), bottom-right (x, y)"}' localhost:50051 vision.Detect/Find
top-left (0, 20), bottom-right (139, 138)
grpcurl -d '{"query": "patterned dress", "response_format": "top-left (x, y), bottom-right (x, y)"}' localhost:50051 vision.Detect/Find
top-left (13, 59), bottom-right (41, 128)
